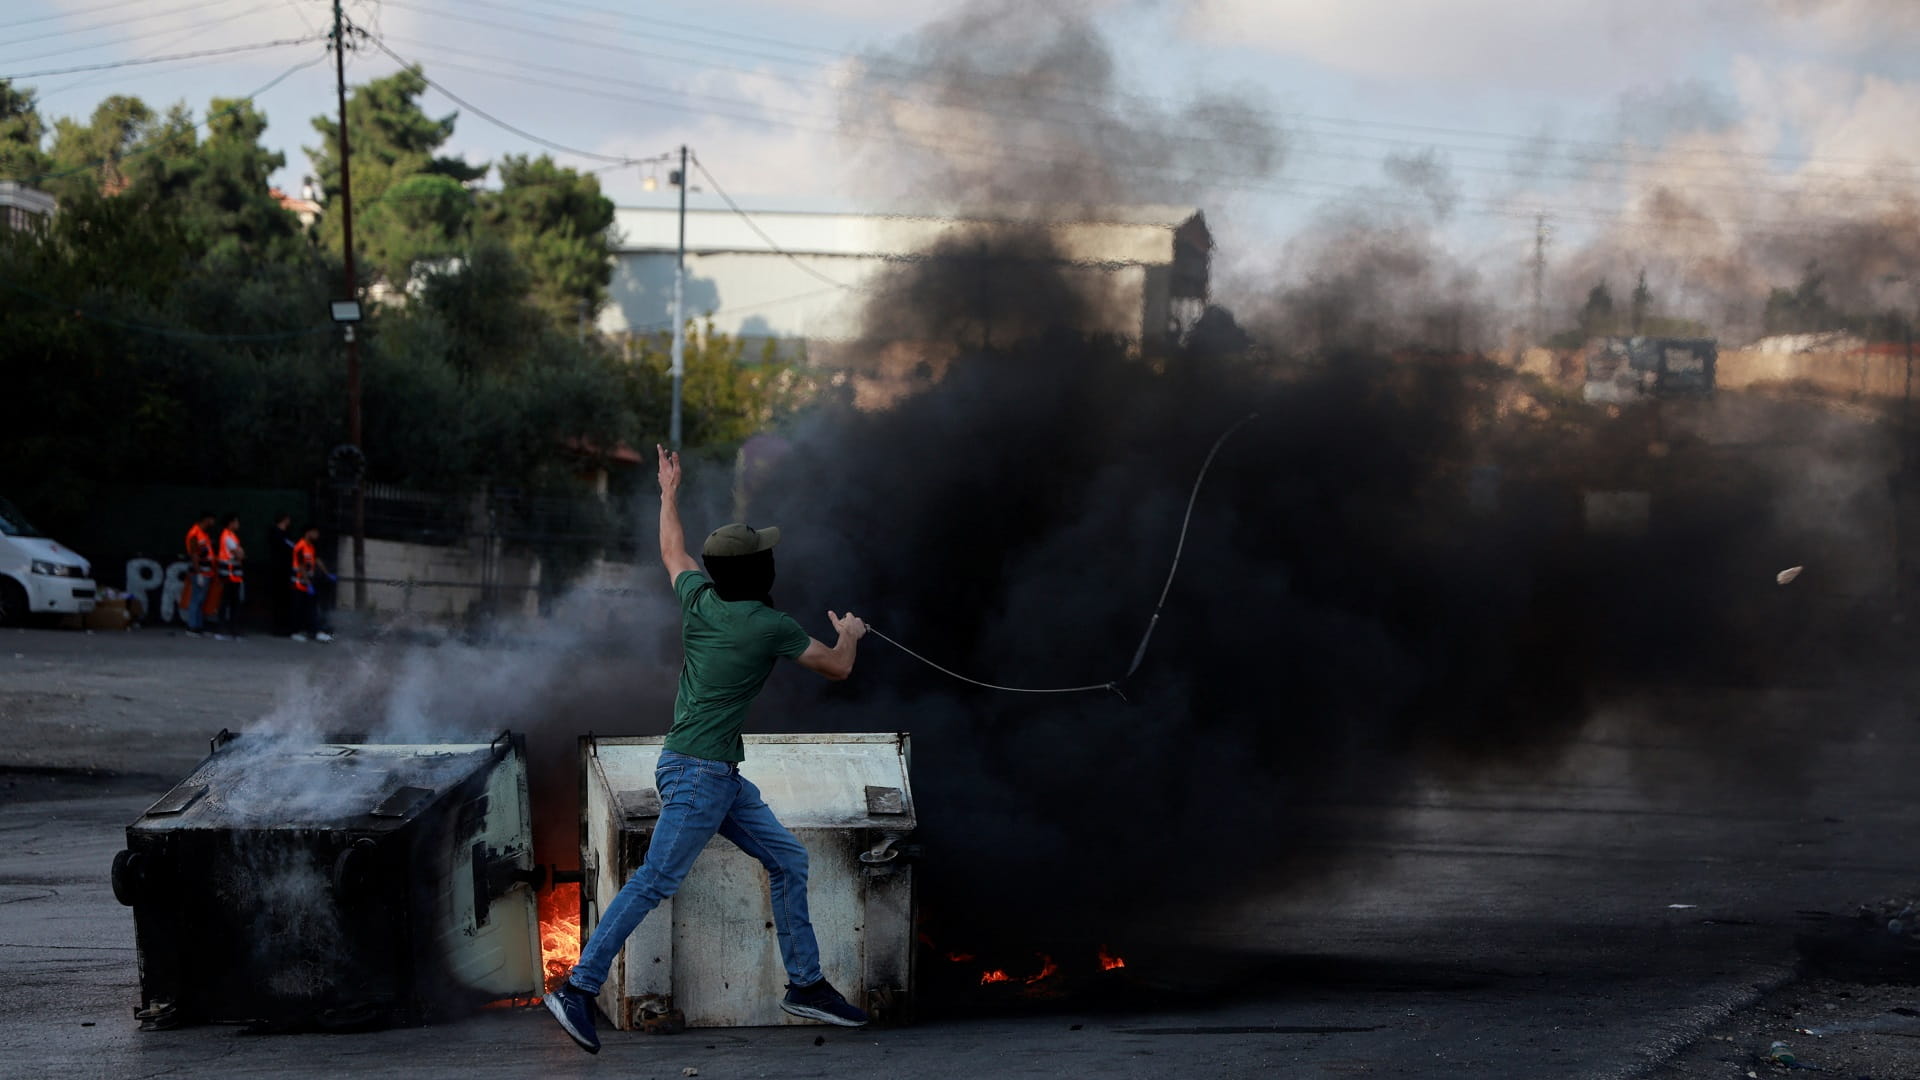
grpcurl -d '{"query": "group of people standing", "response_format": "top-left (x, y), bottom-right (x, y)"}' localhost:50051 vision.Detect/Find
top-left (180, 511), bottom-right (333, 641)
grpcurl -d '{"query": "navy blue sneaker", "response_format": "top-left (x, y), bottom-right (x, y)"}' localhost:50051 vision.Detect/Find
top-left (780, 978), bottom-right (869, 1027)
top-left (543, 980), bottom-right (600, 1053)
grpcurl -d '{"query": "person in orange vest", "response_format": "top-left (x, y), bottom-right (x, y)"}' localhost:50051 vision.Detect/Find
top-left (181, 510), bottom-right (217, 638)
top-left (290, 524), bottom-right (334, 643)
top-left (215, 513), bottom-right (245, 638)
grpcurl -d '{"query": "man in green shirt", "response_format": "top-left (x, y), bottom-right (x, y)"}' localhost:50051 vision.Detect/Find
top-left (545, 444), bottom-right (870, 1053)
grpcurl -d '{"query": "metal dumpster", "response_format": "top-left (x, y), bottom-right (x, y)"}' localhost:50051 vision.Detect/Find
top-left (112, 730), bottom-right (543, 1030)
top-left (579, 733), bottom-right (916, 1028)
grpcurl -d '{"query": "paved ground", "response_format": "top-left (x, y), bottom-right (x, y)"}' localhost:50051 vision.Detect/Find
top-left (2, 625), bottom-right (1918, 1078)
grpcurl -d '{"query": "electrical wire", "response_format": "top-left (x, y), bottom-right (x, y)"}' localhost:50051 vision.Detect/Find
top-left (689, 154), bottom-right (858, 291)
top-left (367, 35), bottom-right (652, 166)
top-left (3, 0), bottom-right (246, 50)
top-left (35, 0), bottom-right (290, 100)
top-left (0, 5), bottom-right (301, 68)
top-left (2, 36), bottom-right (323, 81)
top-left (871, 412), bottom-right (1259, 698)
top-left (0, 0), bottom-right (161, 34)
top-left (361, 10), bottom-right (1918, 222)
top-left (499, 0), bottom-right (1920, 180)
top-left (359, 49), bottom-right (1872, 239)
top-left (17, 51), bottom-right (329, 186)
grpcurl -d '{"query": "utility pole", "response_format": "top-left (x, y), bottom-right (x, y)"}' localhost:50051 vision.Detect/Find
top-left (669, 144), bottom-right (688, 449)
top-left (1531, 213), bottom-right (1550, 345)
top-left (331, 0), bottom-right (366, 610)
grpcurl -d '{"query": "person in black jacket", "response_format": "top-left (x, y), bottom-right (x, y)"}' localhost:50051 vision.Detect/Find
top-left (266, 512), bottom-right (295, 636)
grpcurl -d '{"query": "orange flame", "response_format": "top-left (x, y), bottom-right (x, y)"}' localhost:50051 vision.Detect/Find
top-left (1023, 954), bottom-right (1059, 985)
top-left (980, 969), bottom-right (1011, 985)
top-left (946, 951), bottom-right (976, 963)
top-left (1098, 946), bottom-right (1126, 971)
top-left (540, 883), bottom-right (582, 991)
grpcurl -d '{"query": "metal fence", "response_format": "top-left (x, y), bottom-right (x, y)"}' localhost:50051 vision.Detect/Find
top-left (317, 484), bottom-right (652, 621)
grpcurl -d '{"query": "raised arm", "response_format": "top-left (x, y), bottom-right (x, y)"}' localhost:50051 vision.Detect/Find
top-left (795, 610), bottom-right (867, 681)
top-left (657, 444), bottom-right (700, 585)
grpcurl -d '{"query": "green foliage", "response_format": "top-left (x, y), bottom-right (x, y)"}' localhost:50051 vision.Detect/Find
top-left (306, 67), bottom-right (484, 197)
top-left (1578, 280), bottom-right (1616, 339)
top-left (307, 67), bottom-right (485, 282)
top-left (617, 319), bottom-right (822, 448)
top-left (1554, 269), bottom-right (1706, 345)
top-left (43, 94), bottom-right (152, 201)
top-left (1763, 263), bottom-right (1841, 336)
top-left (1629, 269), bottom-right (1653, 334)
top-left (477, 154), bottom-right (616, 325)
top-left (356, 172), bottom-right (474, 286)
top-left (0, 79), bottom-right (48, 181)
top-left (1, 66), bottom-right (810, 553)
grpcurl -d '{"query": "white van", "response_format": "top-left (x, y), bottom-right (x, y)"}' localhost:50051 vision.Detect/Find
top-left (0, 496), bottom-right (97, 625)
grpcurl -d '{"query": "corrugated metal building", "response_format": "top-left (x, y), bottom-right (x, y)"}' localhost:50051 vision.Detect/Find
top-left (598, 206), bottom-right (1211, 349)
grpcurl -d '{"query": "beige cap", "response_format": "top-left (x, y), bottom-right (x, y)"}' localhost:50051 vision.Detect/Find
top-left (702, 522), bottom-right (781, 557)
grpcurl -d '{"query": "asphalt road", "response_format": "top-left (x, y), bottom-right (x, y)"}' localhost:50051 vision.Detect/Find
top-left (2, 625), bottom-right (1917, 1078)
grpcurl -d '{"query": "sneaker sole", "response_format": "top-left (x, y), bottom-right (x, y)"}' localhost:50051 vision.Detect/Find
top-left (780, 1000), bottom-right (869, 1027)
top-left (544, 992), bottom-right (601, 1053)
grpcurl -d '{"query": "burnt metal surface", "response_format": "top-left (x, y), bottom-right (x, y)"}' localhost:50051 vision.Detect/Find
top-left (113, 732), bottom-right (541, 1031)
top-left (864, 786), bottom-right (907, 815)
top-left (616, 788), bottom-right (662, 819)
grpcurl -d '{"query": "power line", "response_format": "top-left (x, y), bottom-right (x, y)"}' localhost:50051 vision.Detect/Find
top-left (36, 0), bottom-right (291, 99)
top-left (377, 1), bottom-right (1920, 201)
top-left (688, 154), bottom-right (858, 291)
top-left (2, 37), bottom-right (324, 81)
top-left (16, 51), bottom-right (330, 186)
top-left (514, 0), bottom-right (1920, 178)
top-left (365, 35), bottom-right (657, 166)
top-left (0, 5), bottom-right (300, 69)
top-left (2, 0), bottom-right (248, 51)
top-left (364, 47), bottom-right (1877, 239)
top-left (0, 0), bottom-right (159, 35)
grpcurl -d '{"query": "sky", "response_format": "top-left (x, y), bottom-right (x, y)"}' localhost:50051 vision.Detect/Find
top-left (5, 0), bottom-right (1919, 327)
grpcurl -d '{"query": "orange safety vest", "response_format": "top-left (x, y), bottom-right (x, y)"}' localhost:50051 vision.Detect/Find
top-left (291, 538), bottom-right (318, 595)
top-left (218, 528), bottom-right (244, 583)
top-left (184, 524), bottom-right (215, 579)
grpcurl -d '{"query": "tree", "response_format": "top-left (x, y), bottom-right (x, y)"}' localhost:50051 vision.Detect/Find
top-left (44, 94), bottom-right (154, 201)
top-left (115, 99), bottom-right (303, 262)
top-left (355, 172), bottom-right (474, 287)
top-left (1630, 269), bottom-right (1653, 334)
top-left (477, 154), bottom-right (616, 326)
top-left (1763, 263), bottom-right (1840, 336)
top-left (306, 68), bottom-right (485, 285)
top-left (0, 80), bottom-right (47, 181)
top-left (618, 320), bottom-right (821, 448)
top-left (1578, 280), bottom-right (1615, 340)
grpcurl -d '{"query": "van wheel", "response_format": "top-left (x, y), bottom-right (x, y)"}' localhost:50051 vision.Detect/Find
top-left (0, 577), bottom-right (27, 627)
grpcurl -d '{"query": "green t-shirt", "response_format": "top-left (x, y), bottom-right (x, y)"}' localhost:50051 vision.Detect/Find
top-left (662, 569), bottom-right (812, 762)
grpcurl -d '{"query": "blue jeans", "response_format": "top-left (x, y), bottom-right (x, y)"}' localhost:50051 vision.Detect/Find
top-left (185, 574), bottom-right (211, 630)
top-left (569, 750), bottom-right (821, 995)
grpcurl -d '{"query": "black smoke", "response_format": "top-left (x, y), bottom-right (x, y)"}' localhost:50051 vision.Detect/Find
top-left (739, 329), bottom-right (1785, 956)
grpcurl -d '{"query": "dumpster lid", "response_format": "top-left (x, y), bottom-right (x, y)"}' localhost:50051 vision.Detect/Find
top-left (132, 739), bottom-right (504, 833)
top-left (591, 733), bottom-right (914, 829)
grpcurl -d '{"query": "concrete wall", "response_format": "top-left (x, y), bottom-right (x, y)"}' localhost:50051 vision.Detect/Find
top-left (358, 537), bottom-right (541, 620)
top-left (1718, 346), bottom-right (1915, 399)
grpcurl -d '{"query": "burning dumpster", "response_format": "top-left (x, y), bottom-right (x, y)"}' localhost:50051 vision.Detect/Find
top-left (111, 730), bottom-right (543, 1030)
top-left (580, 733), bottom-right (916, 1028)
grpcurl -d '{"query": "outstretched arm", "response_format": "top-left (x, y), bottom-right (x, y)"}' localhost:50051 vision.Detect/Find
top-left (795, 610), bottom-right (867, 681)
top-left (657, 444), bottom-right (700, 585)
